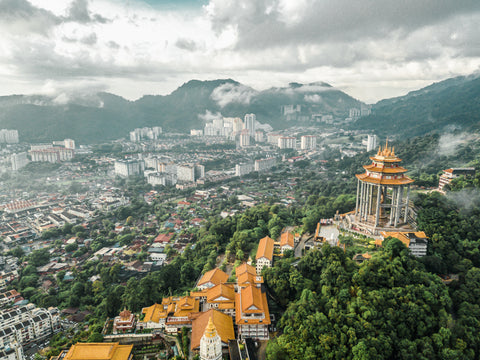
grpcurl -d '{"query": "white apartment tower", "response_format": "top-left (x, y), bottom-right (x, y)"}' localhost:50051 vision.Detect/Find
top-left (300, 135), bottom-right (317, 150)
top-left (367, 135), bottom-right (377, 152)
top-left (0, 129), bottom-right (19, 144)
top-left (244, 114), bottom-right (256, 137)
top-left (278, 137), bottom-right (296, 149)
top-left (11, 152), bottom-right (29, 171)
top-left (239, 130), bottom-right (251, 147)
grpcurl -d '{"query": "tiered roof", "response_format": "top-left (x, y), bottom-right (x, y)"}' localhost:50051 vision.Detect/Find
top-left (356, 141), bottom-right (414, 186)
top-left (236, 263), bottom-right (262, 286)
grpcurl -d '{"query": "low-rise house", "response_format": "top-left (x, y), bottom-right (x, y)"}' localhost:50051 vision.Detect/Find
top-left (255, 236), bottom-right (274, 275)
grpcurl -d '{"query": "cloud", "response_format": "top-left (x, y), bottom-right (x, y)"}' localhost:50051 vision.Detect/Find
top-left (304, 94), bottom-right (323, 103)
top-left (198, 110), bottom-right (223, 123)
top-left (211, 83), bottom-right (257, 107)
top-left (437, 132), bottom-right (471, 157)
top-left (175, 38), bottom-right (198, 51)
top-left (65, 0), bottom-right (108, 24)
top-left (0, 0), bottom-right (61, 35)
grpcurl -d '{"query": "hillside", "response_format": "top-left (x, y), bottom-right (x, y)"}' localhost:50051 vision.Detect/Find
top-left (0, 79), bottom-right (362, 144)
top-left (352, 74), bottom-right (480, 138)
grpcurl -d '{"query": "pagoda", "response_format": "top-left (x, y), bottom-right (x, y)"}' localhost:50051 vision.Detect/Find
top-left (354, 140), bottom-right (414, 233)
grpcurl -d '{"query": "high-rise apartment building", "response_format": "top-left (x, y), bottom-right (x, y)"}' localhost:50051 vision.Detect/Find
top-left (244, 114), bottom-right (256, 137)
top-left (300, 135), bottom-right (317, 150)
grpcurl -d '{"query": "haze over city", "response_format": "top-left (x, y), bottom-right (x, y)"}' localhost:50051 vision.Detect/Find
top-left (1, 0), bottom-right (480, 102)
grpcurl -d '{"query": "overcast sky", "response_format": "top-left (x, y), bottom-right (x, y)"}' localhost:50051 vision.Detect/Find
top-left (1, 0), bottom-right (479, 103)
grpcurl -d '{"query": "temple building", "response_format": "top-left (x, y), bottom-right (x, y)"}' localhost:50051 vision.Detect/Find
top-left (199, 316), bottom-right (223, 360)
top-left (112, 308), bottom-right (135, 334)
top-left (49, 343), bottom-right (133, 360)
top-left (353, 141), bottom-right (414, 235)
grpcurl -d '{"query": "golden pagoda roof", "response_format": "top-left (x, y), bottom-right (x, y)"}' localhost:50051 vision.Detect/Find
top-left (363, 164), bottom-right (407, 173)
top-left (204, 316), bottom-right (217, 338)
top-left (370, 140), bottom-right (402, 163)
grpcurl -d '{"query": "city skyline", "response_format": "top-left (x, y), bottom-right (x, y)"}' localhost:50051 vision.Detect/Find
top-left (0, 0), bottom-right (479, 103)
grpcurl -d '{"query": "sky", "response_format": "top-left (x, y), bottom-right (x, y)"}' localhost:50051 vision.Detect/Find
top-left (0, 0), bottom-right (480, 104)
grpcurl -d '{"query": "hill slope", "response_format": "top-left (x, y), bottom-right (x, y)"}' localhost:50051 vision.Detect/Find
top-left (0, 79), bottom-right (362, 144)
top-left (352, 74), bottom-right (480, 138)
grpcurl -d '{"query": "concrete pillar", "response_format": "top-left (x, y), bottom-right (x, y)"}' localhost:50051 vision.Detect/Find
top-left (368, 183), bottom-right (374, 217)
top-left (375, 185), bottom-right (381, 226)
top-left (404, 185), bottom-right (411, 223)
top-left (389, 187), bottom-right (395, 225)
top-left (355, 179), bottom-right (360, 217)
top-left (394, 186), bottom-right (402, 227)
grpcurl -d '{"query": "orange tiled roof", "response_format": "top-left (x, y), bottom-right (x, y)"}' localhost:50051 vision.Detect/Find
top-left (198, 268), bottom-right (229, 287)
top-left (206, 284), bottom-right (235, 303)
top-left (63, 343), bottom-right (133, 360)
top-left (355, 173), bottom-right (414, 185)
top-left (190, 309), bottom-right (235, 351)
top-left (363, 164), bottom-right (408, 173)
top-left (380, 231), bottom-right (428, 248)
top-left (236, 263), bottom-right (256, 277)
top-left (235, 285), bottom-right (271, 325)
top-left (256, 236), bottom-right (274, 261)
top-left (280, 232), bottom-right (294, 248)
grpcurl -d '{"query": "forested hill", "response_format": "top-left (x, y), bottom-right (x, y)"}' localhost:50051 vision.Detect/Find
top-left (0, 79), bottom-right (362, 144)
top-left (352, 73), bottom-right (480, 138)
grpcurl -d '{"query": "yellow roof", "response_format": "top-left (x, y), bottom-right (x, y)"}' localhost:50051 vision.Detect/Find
top-left (63, 343), bottom-right (133, 360)
top-left (356, 173), bottom-right (414, 185)
top-left (142, 303), bottom-right (166, 323)
top-left (256, 236), bottom-right (274, 261)
top-left (198, 268), bottom-right (229, 287)
top-left (190, 309), bottom-right (235, 350)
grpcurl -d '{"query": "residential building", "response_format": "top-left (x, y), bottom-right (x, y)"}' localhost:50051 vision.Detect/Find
top-left (147, 172), bottom-right (177, 186)
top-left (177, 164), bottom-right (205, 183)
top-left (278, 136), bottom-right (296, 149)
top-left (11, 153), bottom-right (29, 171)
top-left (267, 133), bottom-right (282, 145)
top-left (235, 284), bottom-right (270, 340)
top-left (244, 114), bottom-right (256, 137)
top-left (0, 129), bottom-right (19, 144)
top-left (255, 130), bottom-right (265, 143)
top-left (378, 231), bottom-right (428, 257)
top-left (279, 232), bottom-right (294, 253)
top-left (130, 127), bottom-right (162, 141)
top-left (50, 343), bottom-right (133, 360)
top-left (438, 168), bottom-right (476, 191)
top-left (254, 157), bottom-right (276, 172)
top-left (114, 159), bottom-right (145, 177)
top-left (366, 134), bottom-right (377, 152)
top-left (30, 147), bottom-right (74, 163)
top-left (64, 138), bottom-right (76, 149)
top-left (0, 305), bottom-right (60, 356)
top-left (300, 135), bottom-right (317, 150)
top-left (235, 162), bottom-right (254, 177)
top-left (190, 129), bottom-right (203, 136)
top-left (255, 236), bottom-right (274, 275)
top-left (239, 130), bottom-right (251, 148)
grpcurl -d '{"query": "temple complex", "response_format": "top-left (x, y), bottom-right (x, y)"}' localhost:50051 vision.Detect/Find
top-left (352, 141), bottom-right (415, 235)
